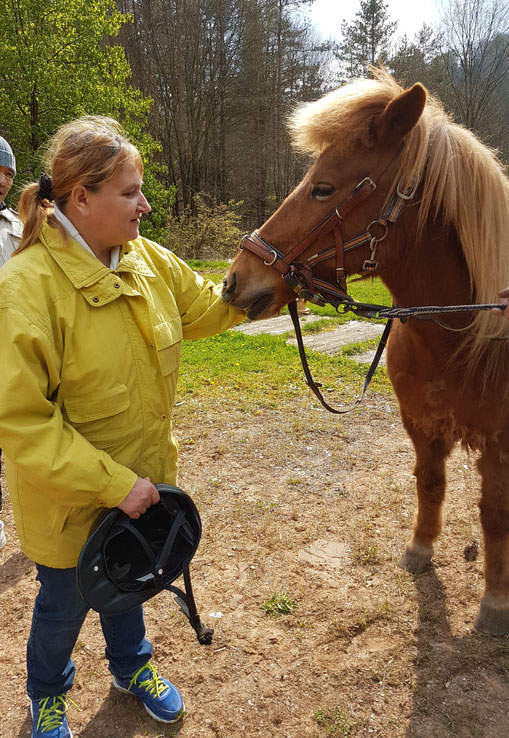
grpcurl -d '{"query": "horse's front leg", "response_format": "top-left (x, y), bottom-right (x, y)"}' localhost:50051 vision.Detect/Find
top-left (399, 416), bottom-right (454, 574)
top-left (474, 445), bottom-right (509, 635)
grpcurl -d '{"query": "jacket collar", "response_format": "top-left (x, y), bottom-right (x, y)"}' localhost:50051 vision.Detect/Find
top-left (39, 222), bottom-right (156, 307)
top-left (0, 206), bottom-right (20, 223)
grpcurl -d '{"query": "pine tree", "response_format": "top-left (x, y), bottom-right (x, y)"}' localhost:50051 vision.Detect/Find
top-left (336, 0), bottom-right (398, 79)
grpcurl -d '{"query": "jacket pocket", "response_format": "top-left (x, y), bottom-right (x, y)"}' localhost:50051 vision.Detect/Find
top-left (155, 318), bottom-right (182, 377)
top-left (64, 383), bottom-right (133, 443)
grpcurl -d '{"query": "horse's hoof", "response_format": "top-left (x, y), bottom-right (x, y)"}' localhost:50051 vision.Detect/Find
top-left (398, 544), bottom-right (432, 574)
top-left (474, 602), bottom-right (509, 636)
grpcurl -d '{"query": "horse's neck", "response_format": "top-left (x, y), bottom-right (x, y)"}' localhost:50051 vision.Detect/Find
top-left (381, 217), bottom-right (472, 317)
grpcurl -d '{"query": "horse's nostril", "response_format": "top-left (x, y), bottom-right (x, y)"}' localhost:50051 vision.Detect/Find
top-left (222, 272), bottom-right (236, 295)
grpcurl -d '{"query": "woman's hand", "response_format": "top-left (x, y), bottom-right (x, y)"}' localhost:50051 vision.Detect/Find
top-left (493, 287), bottom-right (509, 321)
top-left (118, 476), bottom-right (160, 519)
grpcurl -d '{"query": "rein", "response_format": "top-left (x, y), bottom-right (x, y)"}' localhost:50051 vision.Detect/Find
top-left (288, 300), bottom-right (393, 414)
top-left (288, 298), bottom-right (505, 415)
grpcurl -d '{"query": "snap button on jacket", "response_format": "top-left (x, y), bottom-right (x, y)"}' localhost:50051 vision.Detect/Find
top-left (0, 223), bottom-right (244, 567)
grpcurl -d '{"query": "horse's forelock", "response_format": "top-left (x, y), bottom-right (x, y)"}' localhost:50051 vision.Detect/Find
top-left (288, 75), bottom-right (402, 155)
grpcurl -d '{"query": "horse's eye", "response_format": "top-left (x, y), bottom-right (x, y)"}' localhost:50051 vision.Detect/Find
top-left (311, 184), bottom-right (335, 201)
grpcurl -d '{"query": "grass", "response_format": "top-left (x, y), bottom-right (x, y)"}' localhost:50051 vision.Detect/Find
top-left (188, 259), bottom-right (231, 271)
top-left (178, 305), bottom-right (392, 411)
top-left (261, 591), bottom-right (298, 616)
top-left (178, 330), bottom-right (392, 413)
top-left (314, 707), bottom-right (355, 735)
top-left (351, 542), bottom-right (381, 566)
top-left (188, 258), bottom-right (230, 285)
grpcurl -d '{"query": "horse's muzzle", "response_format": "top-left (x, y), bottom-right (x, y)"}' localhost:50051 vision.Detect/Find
top-left (221, 272), bottom-right (236, 304)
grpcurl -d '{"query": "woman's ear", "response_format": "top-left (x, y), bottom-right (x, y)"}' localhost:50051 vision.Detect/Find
top-left (69, 185), bottom-right (90, 215)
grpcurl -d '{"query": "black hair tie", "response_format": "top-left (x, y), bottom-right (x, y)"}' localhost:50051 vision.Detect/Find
top-left (38, 174), bottom-right (54, 202)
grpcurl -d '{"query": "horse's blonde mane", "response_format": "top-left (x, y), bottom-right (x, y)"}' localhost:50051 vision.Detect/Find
top-left (289, 70), bottom-right (509, 373)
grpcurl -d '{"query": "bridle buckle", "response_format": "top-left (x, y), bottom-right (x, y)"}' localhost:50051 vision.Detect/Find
top-left (263, 250), bottom-right (278, 267)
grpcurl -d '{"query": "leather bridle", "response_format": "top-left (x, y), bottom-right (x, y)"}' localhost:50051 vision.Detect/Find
top-left (240, 142), bottom-right (418, 309)
top-left (238, 143), bottom-right (420, 413)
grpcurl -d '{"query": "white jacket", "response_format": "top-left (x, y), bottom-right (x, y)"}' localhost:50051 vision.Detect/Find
top-left (0, 207), bottom-right (22, 266)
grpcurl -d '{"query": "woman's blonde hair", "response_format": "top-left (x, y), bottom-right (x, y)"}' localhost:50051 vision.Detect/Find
top-left (16, 116), bottom-right (143, 252)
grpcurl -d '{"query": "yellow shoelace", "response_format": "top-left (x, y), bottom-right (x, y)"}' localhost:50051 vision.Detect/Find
top-left (36, 696), bottom-right (67, 732)
top-left (129, 662), bottom-right (168, 698)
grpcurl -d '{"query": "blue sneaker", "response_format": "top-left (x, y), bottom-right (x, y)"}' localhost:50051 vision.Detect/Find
top-left (30, 695), bottom-right (72, 737)
top-left (112, 662), bottom-right (184, 723)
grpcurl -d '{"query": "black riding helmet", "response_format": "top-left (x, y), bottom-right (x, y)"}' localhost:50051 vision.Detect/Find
top-left (77, 484), bottom-right (213, 645)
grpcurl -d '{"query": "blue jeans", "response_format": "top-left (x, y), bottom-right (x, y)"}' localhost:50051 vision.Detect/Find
top-left (27, 564), bottom-right (153, 700)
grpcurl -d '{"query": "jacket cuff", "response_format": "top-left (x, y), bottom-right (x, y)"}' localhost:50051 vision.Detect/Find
top-left (97, 465), bottom-right (138, 509)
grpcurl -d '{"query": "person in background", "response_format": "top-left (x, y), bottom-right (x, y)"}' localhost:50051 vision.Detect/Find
top-left (0, 136), bottom-right (22, 551)
top-left (0, 116), bottom-right (245, 737)
top-left (0, 136), bottom-right (22, 262)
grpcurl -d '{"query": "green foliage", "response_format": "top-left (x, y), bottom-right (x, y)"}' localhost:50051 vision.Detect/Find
top-left (166, 194), bottom-right (244, 260)
top-left (0, 0), bottom-right (173, 241)
top-left (139, 164), bottom-right (176, 245)
top-left (261, 592), bottom-right (297, 616)
top-left (314, 707), bottom-right (355, 735)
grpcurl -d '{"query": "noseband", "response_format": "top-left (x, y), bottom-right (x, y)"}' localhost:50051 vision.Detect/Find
top-left (240, 142), bottom-right (418, 309)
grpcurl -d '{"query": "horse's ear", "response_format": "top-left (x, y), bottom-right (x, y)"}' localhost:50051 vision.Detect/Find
top-left (374, 83), bottom-right (427, 144)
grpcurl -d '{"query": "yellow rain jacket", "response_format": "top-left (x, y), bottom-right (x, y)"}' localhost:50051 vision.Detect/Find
top-left (0, 222), bottom-right (244, 567)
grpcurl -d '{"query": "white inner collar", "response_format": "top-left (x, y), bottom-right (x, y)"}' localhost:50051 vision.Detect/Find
top-left (53, 204), bottom-right (120, 269)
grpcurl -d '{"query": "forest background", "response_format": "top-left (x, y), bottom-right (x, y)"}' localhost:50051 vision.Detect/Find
top-left (1, 0), bottom-right (508, 259)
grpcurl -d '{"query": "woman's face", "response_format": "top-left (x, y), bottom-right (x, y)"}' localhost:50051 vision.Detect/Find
top-left (83, 161), bottom-right (151, 250)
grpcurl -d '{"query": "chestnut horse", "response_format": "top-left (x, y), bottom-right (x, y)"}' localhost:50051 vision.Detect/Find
top-left (222, 71), bottom-right (509, 635)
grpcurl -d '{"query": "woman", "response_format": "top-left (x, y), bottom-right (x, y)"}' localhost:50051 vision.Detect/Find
top-left (0, 116), bottom-right (245, 738)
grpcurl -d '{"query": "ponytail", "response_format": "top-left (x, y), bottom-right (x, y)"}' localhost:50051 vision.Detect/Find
top-left (16, 179), bottom-right (67, 254)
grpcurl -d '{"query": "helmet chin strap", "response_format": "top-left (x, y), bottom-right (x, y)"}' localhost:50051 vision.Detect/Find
top-left (154, 508), bottom-right (186, 574)
top-left (156, 507), bottom-right (214, 645)
top-left (165, 566), bottom-right (215, 646)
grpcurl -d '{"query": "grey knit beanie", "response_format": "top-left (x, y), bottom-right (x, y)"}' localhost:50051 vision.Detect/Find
top-left (0, 137), bottom-right (16, 176)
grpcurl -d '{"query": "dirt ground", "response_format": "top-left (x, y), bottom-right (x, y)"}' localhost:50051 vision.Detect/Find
top-left (1, 320), bottom-right (509, 737)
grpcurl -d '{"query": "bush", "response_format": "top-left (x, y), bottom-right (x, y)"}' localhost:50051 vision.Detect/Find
top-left (166, 193), bottom-right (243, 261)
